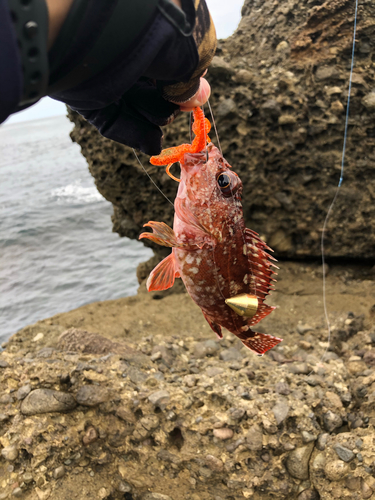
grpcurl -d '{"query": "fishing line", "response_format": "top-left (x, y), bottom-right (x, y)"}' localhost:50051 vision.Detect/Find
top-left (132, 148), bottom-right (174, 207)
top-left (207, 98), bottom-right (223, 156)
top-left (317, 0), bottom-right (359, 367)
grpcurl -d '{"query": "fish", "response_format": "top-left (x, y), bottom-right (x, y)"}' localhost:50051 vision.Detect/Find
top-left (139, 108), bottom-right (282, 355)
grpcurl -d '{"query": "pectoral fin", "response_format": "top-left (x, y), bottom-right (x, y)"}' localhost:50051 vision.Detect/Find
top-left (147, 253), bottom-right (179, 291)
top-left (139, 221), bottom-right (182, 248)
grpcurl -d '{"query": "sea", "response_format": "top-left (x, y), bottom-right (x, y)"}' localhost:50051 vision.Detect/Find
top-left (0, 116), bottom-right (152, 344)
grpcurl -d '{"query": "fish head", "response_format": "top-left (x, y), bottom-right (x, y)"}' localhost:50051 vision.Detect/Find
top-left (175, 144), bottom-right (243, 241)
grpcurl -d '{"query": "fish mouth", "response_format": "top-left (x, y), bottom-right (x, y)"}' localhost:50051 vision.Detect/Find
top-left (180, 143), bottom-right (217, 176)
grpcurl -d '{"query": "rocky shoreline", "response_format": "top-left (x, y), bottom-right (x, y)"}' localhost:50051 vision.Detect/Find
top-left (0, 262), bottom-right (374, 499)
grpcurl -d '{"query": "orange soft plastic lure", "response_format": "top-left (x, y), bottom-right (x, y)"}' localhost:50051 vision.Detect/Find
top-left (150, 107), bottom-right (211, 182)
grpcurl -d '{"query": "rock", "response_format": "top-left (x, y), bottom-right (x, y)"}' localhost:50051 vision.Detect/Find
top-left (272, 400), bottom-right (289, 425)
top-left (21, 389), bottom-right (76, 415)
top-left (75, 385), bottom-right (109, 407)
top-left (12, 488), bottom-right (23, 497)
top-left (316, 433), bottom-right (329, 451)
top-left (205, 454), bottom-right (224, 472)
top-left (35, 488), bottom-right (51, 500)
top-left (216, 99), bottom-right (237, 118)
top-left (297, 324), bottom-right (314, 335)
top-left (53, 465), bottom-right (65, 479)
top-left (323, 411), bottom-right (343, 432)
top-left (117, 481), bottom-right (132, 493)
top-left (23, 472), bottom-right (33, 484)
top-left (315, 66), bottom-right (340, 81)
top-left (246, 424), bottom-right (263, 451)
top-left (297, 490), bottom-right (320, 500)
top-left (116, 406), bottom-right (137, 423)
top-left (0, 360), bottom-right (9, 368)
top-left (32, 332), bottom-right (44, 342)
top-left (1, 445), bottom-right (18, 461)
top-left (83, 426), bottom-right (98, 445)
top-left (228, 407), bottom-right (245, 420)
top-left (128, 367), bottom-right (147, 384)
top-left (220, 347), bottom-right (243, 362)
top-left (209, 56), bottom-right (235, 79)
top-left (278, 114), bottom-right (297, 125)
top-left (301, 431), bottom-right (317, 443)
top-left (143, 494), bottom-right (173, 500)
top-left (206, 367), bottom-right (223, 377)
top-left (98, 488), bottom-right (108, 499)
top-left (148, 390), bottom-right (170, 408)
top-left (288, 363), bottom-right (310, 374)
top-left (346, 476), bottom-right (361, 491)
top-left (213, 428), bottom-right (233, 440)
top-left (333, 443), bottom-right (355, 462)
top-left (286, 444), bottom-right (314, 480)
top-left (362, 91), bottom-right (375, 111)
top-left (363, 350), bottom-right (375, 366)
top-left (276, 40), bottom-right (289, 52)
top-left (16, 384), bottom-right (31, 400)
top-left (324, 460), bottom-right (349, 481)
top-left (233, 69), bottom-right (253, 84)
top-left (361, 479), bottom-right (373, 499)
top-left (275, 382), bottom-right (290, 395)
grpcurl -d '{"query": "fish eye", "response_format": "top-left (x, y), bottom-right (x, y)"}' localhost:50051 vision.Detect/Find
top-left (217, 173), bottom-right (231, 189)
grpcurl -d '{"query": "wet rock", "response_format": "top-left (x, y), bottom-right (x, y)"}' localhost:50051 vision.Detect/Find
top-left (333, 443), bottom-right (355, 462)
top-left (245, 424), bottom-right (263, 451)
top-left (148, 390), bottom-right (170, 408)
top-left (324, 460), bottom-right (350, 481)
top-left (16, 384), bottom-right (31, 400)
top-left (213, 428), bottom-right (233, 440)
top-left (286, 444), bottom-right (314, 480)
top-left (323, 411), bottom-right (343, 432)
top-left (272, 400), bottom-right (289, 425)
top-left (21, 389), bottom-right (76, 415)
top-left (1, 445), bottom-right (18, 461)
top-left (75, 385), bottom-right (109, 407)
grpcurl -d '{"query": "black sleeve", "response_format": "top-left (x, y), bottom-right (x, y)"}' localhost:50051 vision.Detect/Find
top-left (0, 0), bottom-right (24, 124)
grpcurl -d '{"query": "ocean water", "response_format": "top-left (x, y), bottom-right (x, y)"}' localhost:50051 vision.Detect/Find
top-left (0, 116), bottom-right (152, 343)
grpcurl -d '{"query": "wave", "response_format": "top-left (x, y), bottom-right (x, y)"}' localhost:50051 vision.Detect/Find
top-left (50, 181), bottom-right (105, 204)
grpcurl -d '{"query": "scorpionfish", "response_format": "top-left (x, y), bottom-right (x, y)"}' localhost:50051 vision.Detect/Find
top-left (140, 108), bottom-right (282, 355)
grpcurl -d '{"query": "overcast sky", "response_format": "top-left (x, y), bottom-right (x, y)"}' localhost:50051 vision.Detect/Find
top-left (5, 0), bottom-right (243, 125)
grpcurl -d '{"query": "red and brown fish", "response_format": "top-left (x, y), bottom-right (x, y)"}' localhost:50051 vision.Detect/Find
top-left (139, 108), bottom-right (282, 355)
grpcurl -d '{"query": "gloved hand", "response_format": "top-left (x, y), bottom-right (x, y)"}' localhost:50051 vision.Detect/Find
top-left (49, 0), bottom-right (216, 155)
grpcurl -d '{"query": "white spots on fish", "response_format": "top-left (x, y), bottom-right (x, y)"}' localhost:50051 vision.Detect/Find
top-left (243, 244), bottom-right (247, 256)
top-left (190, 267), bottom-right (199, 274)
top-left (196, 257), bottom-right (202, 266)
top-left (243, 274), bottom-right (248, 285)
top-left (186, 254), bottom-right (195, 264)
top-left (230, 281), bottom-right (242, 295)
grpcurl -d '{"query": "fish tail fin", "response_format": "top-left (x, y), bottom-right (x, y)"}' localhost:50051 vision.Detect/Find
top-left (239, 331), bottom-right (283, 356)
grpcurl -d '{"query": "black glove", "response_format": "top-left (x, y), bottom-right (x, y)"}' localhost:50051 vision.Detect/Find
top-left (49, 0), bottom-right (216, 155)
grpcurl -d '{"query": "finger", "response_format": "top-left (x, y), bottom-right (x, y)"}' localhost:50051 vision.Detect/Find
top-left (175, 77), bottom-right (211, 112)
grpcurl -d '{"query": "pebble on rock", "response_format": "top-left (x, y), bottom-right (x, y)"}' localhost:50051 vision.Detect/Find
top-left (213, 428), bottom-right (233, 440)
top-left (323, 410), bottom-right (343, 432)
top-left (21, 388), bottom-right (76, 415)
top-left (272, 400), bottom-right (289, 425)
top-left (333, 443), bottom-right (355, 462)
top-left (75, 385), bottom-right (109, 407)
top-left (324, 460), bottom-right (349, 481)
top-left (286, 444), bottom-right (314, 480)
top-left (1, 445), bottom-right (18, 461)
